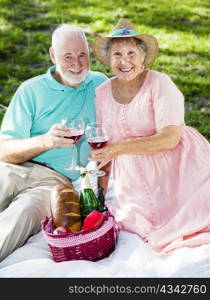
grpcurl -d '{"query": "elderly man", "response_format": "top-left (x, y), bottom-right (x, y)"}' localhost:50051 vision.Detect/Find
top-left (0, 24), bottom-right (107, 261)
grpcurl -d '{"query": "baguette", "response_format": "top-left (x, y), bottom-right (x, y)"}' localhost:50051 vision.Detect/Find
top-left (51, 184), bottom-right (82, 232)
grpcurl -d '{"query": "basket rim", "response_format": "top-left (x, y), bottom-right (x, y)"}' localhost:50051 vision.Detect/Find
top-left (41, 210), bottom-right (114, 237)
top-left (42, 215), bottom-right (116, 248)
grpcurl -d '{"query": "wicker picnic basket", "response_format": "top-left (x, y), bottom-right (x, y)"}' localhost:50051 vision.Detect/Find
top-left (41, 211), bottom-right (119, 262)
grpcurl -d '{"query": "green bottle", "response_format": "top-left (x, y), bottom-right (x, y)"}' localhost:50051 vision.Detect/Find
top-left (79, 168), bottom-right (100, 222)
top-left (98, 186), bottom-right (108, 213)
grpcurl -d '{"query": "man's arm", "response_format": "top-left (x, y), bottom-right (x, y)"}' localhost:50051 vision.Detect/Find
top-left (0, 123), bottom-right (74, 164)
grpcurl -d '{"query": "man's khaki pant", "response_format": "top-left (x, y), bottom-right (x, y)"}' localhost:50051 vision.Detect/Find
top-left (0, 162), bottom-right (72, 262)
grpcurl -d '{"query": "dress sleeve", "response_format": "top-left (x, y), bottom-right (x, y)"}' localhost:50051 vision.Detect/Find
top-left (0, 85), bottom-right (33, 139)
top-left (152, 73), bottom-right (185, 131)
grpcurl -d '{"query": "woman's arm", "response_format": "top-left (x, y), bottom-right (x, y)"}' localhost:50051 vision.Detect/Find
top-left (91, 125), bottom-right (182, 169)
top-left (118, 125), bottom-right (182, 155)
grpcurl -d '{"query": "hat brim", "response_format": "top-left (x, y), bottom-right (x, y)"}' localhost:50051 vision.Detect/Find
top-left (92, 33), bottom-right (159, 67)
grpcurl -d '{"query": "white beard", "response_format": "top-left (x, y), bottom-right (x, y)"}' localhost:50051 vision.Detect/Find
top-left (57, 66), bottom-right (88, 86)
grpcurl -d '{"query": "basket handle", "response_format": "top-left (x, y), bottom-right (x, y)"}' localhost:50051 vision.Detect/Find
top-left (105, 210), bottom-right (121, 233)
top-left (41, 216), bottom-right (54, 233)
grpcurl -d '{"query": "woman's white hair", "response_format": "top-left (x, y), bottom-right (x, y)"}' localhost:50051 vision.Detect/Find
top-left (51, 24), bottom-right (89, 52)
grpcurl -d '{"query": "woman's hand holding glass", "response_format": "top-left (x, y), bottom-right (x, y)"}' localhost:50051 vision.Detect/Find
top-left (90, 142), bottom-right (119, 169)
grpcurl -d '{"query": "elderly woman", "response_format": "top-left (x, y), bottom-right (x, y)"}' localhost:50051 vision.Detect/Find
top-left (91, 19), bottom-right (210, 255)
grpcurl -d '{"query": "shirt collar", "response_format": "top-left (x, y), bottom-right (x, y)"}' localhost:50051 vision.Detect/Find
top-left (46, 65), bottom-right (92, 91)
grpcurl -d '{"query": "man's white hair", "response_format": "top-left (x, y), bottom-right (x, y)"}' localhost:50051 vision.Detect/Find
top-left (51, 24), bottom-right (89, 52)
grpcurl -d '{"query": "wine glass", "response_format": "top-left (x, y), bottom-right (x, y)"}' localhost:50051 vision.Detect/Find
top-left (85, 122), bottom-right (109, 177)
top-left (61, 117), bottom-right (85, 171)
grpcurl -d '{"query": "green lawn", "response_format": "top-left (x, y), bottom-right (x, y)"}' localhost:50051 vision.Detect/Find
top-left (0, 0), bottom-right (209, 140)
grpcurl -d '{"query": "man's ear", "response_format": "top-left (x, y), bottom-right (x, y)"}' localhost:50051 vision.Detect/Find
top-left (49, 47), bottom-right (56, 64)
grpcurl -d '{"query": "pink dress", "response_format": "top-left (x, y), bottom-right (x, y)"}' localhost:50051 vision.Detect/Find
top-left (95, 70), bottom-right (210, 255)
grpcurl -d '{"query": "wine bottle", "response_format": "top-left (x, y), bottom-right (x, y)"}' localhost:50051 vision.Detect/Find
top-left (79, 168), bottom-right (100, 222)
top-left (98, 186), bottom-right (107, 213)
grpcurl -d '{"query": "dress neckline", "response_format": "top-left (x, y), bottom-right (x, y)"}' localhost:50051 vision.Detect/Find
top-left (109, 70), bottom-right (150, 106)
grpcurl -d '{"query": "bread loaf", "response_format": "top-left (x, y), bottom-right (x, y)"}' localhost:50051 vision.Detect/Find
top-left (51, 184), bottom-right (82, 232)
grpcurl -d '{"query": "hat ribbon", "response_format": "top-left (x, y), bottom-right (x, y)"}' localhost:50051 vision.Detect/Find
top-left (111, 28), bottom-right (139, 37)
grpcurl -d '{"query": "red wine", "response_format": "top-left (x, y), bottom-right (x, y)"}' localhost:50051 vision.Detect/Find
top-left (87, 137), bottom-right (108, 149)
top-left (65, 132), bottom-right (83, 144)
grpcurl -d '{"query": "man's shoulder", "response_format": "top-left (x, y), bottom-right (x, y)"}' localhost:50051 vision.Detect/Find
top-left (88, 71), bottom-right (108, 85)
top-left (95, 78), bottom-right (111, 93)
top-left (20, 73), bottom-right (47, 90)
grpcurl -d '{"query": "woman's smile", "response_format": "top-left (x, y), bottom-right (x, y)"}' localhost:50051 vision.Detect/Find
top-left (119, 67), bottom-right (133, 73)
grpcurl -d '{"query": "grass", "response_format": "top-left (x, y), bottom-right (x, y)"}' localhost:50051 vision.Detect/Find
top-left (0, 0), bottom-right (209, 140)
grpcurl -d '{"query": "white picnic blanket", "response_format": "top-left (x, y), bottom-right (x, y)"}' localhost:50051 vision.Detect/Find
top-left (0, 163), bottom-right (210, 278)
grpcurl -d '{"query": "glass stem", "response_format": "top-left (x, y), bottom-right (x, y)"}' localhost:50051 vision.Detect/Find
top-left (70, 144), bottom-right (77, 168)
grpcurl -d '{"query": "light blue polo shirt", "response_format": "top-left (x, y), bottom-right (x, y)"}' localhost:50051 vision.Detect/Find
top-left (0, 66), bottom-right (108, 181)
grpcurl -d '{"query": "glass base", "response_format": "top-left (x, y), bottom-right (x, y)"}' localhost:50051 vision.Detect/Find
top-left (64, 165), bottom-right (82, 171)
top-left (88, 169), bottom-right (105, 177)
